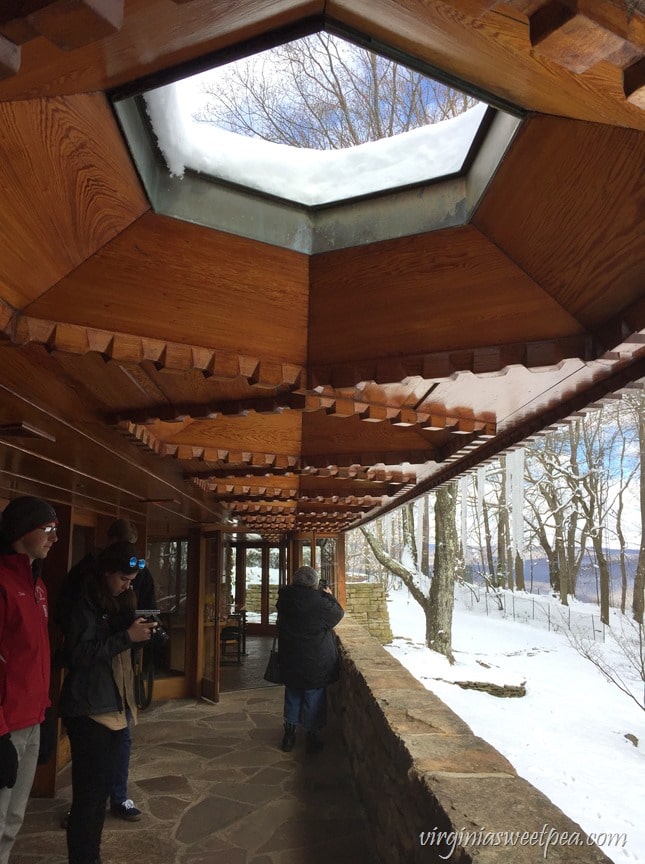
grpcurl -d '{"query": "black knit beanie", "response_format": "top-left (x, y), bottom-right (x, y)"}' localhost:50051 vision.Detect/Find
top-left (98, 540), bottom-right (142, 575)
top-left (1, 496), bottom-right (58, 543)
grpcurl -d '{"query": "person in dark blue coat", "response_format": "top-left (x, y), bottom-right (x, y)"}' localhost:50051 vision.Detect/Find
top-left (276, 565), bottom-right (344, 753)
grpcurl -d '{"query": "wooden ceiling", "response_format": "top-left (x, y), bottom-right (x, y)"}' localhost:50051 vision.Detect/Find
top-left (0, 0), bottom-right (643, 538)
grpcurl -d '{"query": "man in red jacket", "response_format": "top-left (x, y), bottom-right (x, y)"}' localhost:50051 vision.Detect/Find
top-left (0, 495), bottom-right (58, 864)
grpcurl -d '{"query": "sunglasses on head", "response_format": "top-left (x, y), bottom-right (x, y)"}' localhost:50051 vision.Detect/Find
top-left (129, 556), bottom-right (146, 570)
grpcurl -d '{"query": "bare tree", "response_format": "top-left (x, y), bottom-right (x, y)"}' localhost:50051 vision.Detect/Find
top-left (427, 485), bottom-right (458, 662)
top-left (524, 426), bottom-right (589, 604)
top-left (619, 389), bottom-right (645, 623)
top-left (194, 32), bottom-right (478, 149)
top-left (566, 616), bottom-right (645, 713)
top-left (360, 488), bottom-right (460, 662)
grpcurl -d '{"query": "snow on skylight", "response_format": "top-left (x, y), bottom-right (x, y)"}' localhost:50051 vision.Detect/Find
top-left (144, 80), bottom-right (487, 207)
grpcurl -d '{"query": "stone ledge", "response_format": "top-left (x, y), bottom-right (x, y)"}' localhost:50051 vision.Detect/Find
top-left (333, 617), bottom-right (613, 864)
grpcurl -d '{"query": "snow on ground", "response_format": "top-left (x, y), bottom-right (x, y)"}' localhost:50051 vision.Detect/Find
top-left (385, 583), bottom-right (645, 863)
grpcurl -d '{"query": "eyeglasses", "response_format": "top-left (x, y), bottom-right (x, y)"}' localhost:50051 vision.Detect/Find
top-left (128, 556), bottom-right (146, 570)
top-left (39, 525), bottom-right (58, 536)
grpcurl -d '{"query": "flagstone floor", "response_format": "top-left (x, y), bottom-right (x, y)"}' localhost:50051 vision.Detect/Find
top-left (11, 680), bottom-right (377, 864)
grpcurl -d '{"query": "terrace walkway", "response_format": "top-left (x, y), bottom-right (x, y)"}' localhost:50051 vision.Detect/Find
top-left (11, 684), bottom-right (377, 864)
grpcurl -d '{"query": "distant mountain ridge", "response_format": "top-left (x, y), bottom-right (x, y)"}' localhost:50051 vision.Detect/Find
top-left (463, 547), bottom-right (640, 607)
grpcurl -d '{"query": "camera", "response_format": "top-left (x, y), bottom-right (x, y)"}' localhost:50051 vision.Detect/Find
top-left (319, 579), bottom-right (329, 590)
top-left (135, 609), bottom-right (170, 645)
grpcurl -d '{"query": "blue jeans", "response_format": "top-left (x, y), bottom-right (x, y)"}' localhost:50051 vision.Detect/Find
top-left (283, 687), bottom-right (327, 731)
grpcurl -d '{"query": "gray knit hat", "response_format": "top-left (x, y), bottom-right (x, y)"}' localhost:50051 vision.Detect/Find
top-left (1, 496), bottom-right (58, 543)
top-left (293, 565), bottom-right (318, 587)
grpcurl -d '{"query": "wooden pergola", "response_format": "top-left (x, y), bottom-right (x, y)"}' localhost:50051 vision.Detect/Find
top-left (0, 0), bottom-right (643, 540)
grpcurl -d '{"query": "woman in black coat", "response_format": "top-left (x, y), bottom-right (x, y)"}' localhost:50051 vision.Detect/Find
top-left (276, 565), bottom-right (344, 753)
top-left (57, 541), bottom-right (156, 864)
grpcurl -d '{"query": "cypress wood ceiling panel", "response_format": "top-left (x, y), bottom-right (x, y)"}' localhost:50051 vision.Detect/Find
top-left (0, 0), bottom-right (324, 102)
top-left (0, 93), bottom-right (148, 310)
top-left (0, 0), bottom-right (643, 536)
top-left (0, 2), bottom-right (643, 132)
top-left (327, 0), bottom-right (645, 130)
top-left (308, 225), bottom-right (584, 367)
top-left (24, 212), bottom-right (310, 366)
top-left (473, 114), bottom-right (645, 330)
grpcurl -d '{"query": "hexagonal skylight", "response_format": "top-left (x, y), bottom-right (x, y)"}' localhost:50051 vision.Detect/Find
top-left (114, 28), bottom-right (522, 252)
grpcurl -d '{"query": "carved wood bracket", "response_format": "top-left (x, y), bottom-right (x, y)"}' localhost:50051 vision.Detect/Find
top-left (496, 1), bottom-right (644, 106)
top-left (0, 0), bottom-right (124, 79)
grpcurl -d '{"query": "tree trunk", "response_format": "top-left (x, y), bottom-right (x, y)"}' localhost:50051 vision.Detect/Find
top-left (402, 503), bottom-right (418, 570)
top-left (482, 500), bottom-right (496, 584)
top-left (427, 484), bottom-right (457, 663)
top-left (515, 551), bottom-right (525, 591)
top-left (592, 536), bottom-right (611, 625)
top-left (421, 495), bottom-right (430, 577)
top-left (634, 406), bottom-right (645, 624)
top-left (497, 484), bottom-right (511, 589)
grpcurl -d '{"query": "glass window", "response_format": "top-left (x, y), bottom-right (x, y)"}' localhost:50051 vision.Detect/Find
top-left (146, 538), bottom-right (188, 676)
top-left (142, 31), bottom-right (486, 207)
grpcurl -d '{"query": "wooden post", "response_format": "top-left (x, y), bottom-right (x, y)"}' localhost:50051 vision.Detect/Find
top-left (336, 533), bottom-right (347, 610)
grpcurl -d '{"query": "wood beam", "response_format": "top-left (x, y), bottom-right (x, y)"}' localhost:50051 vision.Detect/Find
top-left (107, 392), bottom-right (496, 436)
top-left (27, 0), bottom-right (124, 50)
top-left (0, 33), bottom-right (20, 79)
top-left (0, 1), bottom-right (124, 77)
top-left (9, 316), bottom-right (304, 387)
top-left (302, 449), bottom-right (440, 469)
top-left (528, 1), bottom-right (627, 73)
top-left (308, 335), bottom-right (597, 389)
top-left (118, 422), bottom-right (303, 468)
top-left (184, 465), bottom-right (417, 484)
top-left (624, 56), bottom-right (645, 107)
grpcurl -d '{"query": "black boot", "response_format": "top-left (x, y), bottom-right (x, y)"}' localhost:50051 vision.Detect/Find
top-left (306, 730), bottom-right (324, 754)
top-left (281, 722), bottom-right (296, 752)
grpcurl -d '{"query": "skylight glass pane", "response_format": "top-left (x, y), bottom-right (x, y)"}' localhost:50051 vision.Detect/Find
top-left (143, 32), bottom-right (489, 207)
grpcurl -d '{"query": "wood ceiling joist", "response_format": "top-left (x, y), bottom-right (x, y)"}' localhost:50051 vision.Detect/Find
top-left (106, 390), bottom-right (495, 436)
top-left (506, 0), bottom-right (645, 86)
top-left (304, 466), bottom-right (417, 483)
top-left (308, 335), bottom-right (597, 388)
top-left (130, 431), bottom-right (301, 468)
top-left (298, 497), bottom-right (384, 509)
top-left (0, 1), bottom-right (124, 58)
top-left (239, 501), bottom-right (297, 511)
top-left (0, 0), bottom-right (325, 99)
top-left (9, 316), bottom-right (305, 387)
top-left (302, 448), bottom-right (439, 469)
top-left (184, 466), bottom-right (417, 486)
top-left (185, 465), bottom-right (299, 480)
top-left (210, 489), bottom-right (299, 501)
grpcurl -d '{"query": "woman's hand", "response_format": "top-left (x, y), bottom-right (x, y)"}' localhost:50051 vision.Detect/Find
top-left (127, 617), bottom-right (157, 643)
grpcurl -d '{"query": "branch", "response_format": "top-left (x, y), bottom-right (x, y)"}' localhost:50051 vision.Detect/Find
top-left (360, 526), bottom-right (428, 610)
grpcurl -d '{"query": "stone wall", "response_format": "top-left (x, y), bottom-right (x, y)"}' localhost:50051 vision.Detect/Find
top-left (331, 617), bottom-right (612, 864)
top-left (244, 584), bottom-right (278, 615)
top-left (344, 582), bottom-right (393, 644)
top-left (245, 583), bottom-right (393, 645)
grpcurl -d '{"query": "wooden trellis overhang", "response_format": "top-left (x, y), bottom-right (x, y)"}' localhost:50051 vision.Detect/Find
top-left (0, 0), bottom-right (642, 537)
